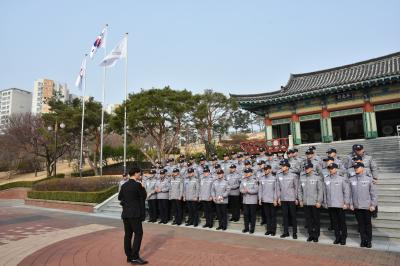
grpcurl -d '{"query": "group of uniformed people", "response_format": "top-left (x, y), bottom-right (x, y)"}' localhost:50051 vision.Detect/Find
top-left (128, 144), bottom-right (377, 248)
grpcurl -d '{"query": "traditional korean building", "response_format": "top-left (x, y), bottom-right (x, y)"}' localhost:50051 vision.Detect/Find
top-left (231, 52), bottom-right (400, 145)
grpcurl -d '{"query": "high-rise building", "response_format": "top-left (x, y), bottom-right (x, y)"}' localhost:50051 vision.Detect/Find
top-left (31, 79), bottom-right (69, 114)
top-left (0, 88), bottom-right (32, 133)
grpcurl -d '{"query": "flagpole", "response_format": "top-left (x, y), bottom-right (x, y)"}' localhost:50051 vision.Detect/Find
top-left (123, 33), bottom-right (128, 174)
top-left (99, 24), bottom-right (108, 177)
top-left (79, 54), bottom-right (88, 178)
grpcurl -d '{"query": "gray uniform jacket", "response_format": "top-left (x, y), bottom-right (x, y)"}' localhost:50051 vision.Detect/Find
top-left (288, 157), bottom-right (301, 175)
top-left (324, 174), bottom-right (350, 208)
top-left (226, 172), bottom-right (241, 196)
top-left (211, 178), bottom-right (230, 204)
top-left (183, 176), bottom-right (200, 201)
top-left (144, 177), bottom-right (157, 200)
top-left (258, 174), bottom-right (279, 203)
top-left (277, 171), bottom-right (299, 202)
top-left (155, 178), bottom-right (170, 200)
top-left (349, 173), bottom-right (378, 209)
top-left (265, 159), bottom-right (280, 175)
top-left (169, 176), bottom-right (183, 200)
top-left (240, 176), bottom-right (259, 204)
top-left (199, 176), bottom-right (214, 201)
top-left (298, 172), bottom-right (324, 206)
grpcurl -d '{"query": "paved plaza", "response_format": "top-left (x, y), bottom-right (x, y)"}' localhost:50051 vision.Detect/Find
top-left (0, 200), bottom-right (399, 266)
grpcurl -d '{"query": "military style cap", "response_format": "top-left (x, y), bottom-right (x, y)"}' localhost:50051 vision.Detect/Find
top-left (200, 156), bottom-right (206, 161)
top-left (250, 154), bottom-right (257, 159)
top-left (305, 149), bottom-right (314, 155)
top-left (160, 169), bottom-right (167, 174)
top-left (229, 164), bottom-right (237, 168)
top-left (352, 155), bottom-right (363, 161)
top-left (187, 162), bottom-right (193, 167)
top-left (309, 146), bottom-right (317, 150)
top-left (244, 168), bottom-right (253, 173)
top-left (203, 167), bottom-right (211, 173)
top-left (326, 148), bottom-right (337, 154)
top-left (323, 156), bottom-right (335, 162)
top-left (354, 144), bottom-right (364, 151)
top-left (353, 162), bottom-right (365, 169)
top-left (263, 165), bottom-right (271, 170)
top-left (279, 159), bottom-right (290, 167)
top-left (211, 157), bottom-right (218, 161)
top-left (158, 165), bottom-right (164, 169)
top-left (327, 163), bottom-right (338, 169)
top-left (304, 162), bottom-right (314, 169)
top-left (179, 159), bottom-right (185, 163)
top-left (230, 151), bottom-right (236, 155)
top-left (257, 160), bottom-right (266, 165)
top-left (179, 154), bottom-right (185, 158)
top-left (237, 154), bottom-right (243, 158)
top-left (189, 156), bottom-right (195, 160)
top-left (293, 148), bottom-right (298, 152)
top-left (259, 147), bottom-right (265, 152)
top-left (244, 160), bottom-right (252, 165)
top-left (217, 169), bottom-right (224, 175)
top-left (149, 169), bottom-right (156, 174)
top-left (223, 153), bottom-right (229, 157)
top-left (266, 152), bottom-right (273, 156)
top-left (214, 163), bottom-right (221, 169)
top-left (172, 168), bottom-right (180, 173)
top-left (244, 152), bottom-right (250, 156)
top-left (187, 168), bottom-right (195, 173)
top-left (287, 149), bottom-right (295, 154)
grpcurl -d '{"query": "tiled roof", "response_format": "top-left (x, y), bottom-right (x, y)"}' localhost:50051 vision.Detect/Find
top-left (231, 51), bottom-right (400, 104)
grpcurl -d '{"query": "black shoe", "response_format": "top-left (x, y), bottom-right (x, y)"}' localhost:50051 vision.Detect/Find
top-left (292, 233), bottom-right (297, 239)
top-left (208, 225), bottom-right (213, 228)
top-left (340, 239), bottom-right (346, 245)
top-left (249, 229), bottom-right (254, 234)
top-left (185, 223), bottom-right (192, 226)
top-left (280, 233), bottom-right (289, 238)
top-left (260, 221), bottom-right (266, 225)
top-left (158, 221), bottom-right (163, 224)
top-left (172, 221), bottom-right (177, 225)
top-left (242, 228), bottom-right (249, 233)
top-left (203, 224), bottom-right (209, 228)
top-left (222, 227), bottom-right (227, 231)
top-left (333, 238), bottom-right (340, 244)
top-left (193, 224), bottom-right (198, 227)
top-left (307, 236), bottom-right (313, 242)
top-left (366, 241), bottom-right (372, 248)
top-left (313, 238), bottom-right (318, 242)
top-left (270, 232), bottom-right (276, 236)
top-left (216, 226), bottom-right (222, 230)
top-left (146, 220), bottom-right (152, 223)
top-left (129, 257), bottom-right (148, 265)
top-left (360, 241), bottom-right (366, 247)
top-left (265, 231), bottom-right (271, 236)
top-left (229, 218), bottom-right (234, 222)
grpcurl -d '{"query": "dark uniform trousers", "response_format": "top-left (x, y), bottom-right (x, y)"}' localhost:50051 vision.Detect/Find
top-left (355, 209), bottom-right (372, 243)
top-left (157, 199), bottom-right (169, 222)
top-left (186, 201), bottom-right (199, 225)
top-left (243, 204), bottom-right (257, 231)
top-left (228, 195), bottom-right (241, 221)
top-left (201, 201), bottom-right (214, 226)
top-left (281, 201), bottom-right (297, 234)
top-left (147, 199), bottom-right (157, 221)
top-left (263, 203), bottom-right (277, 233)
top-left (304, 205), bottom-right (320, 238)
top-left (170, 199), bottom-right (183, 224)
top-left (123, 218), bottom-right (143, 260)
top-left (215, 204), bottom-right (228, 229)
top-left (329, 207), bottom-right (347, 240)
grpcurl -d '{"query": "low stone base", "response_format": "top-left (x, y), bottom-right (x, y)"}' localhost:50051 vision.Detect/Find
top-left (0, 188), bottom-right (31, 199)
top-left (25, 198), bottom-right (95, 213)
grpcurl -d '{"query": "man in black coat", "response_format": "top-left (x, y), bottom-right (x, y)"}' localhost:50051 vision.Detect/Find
top-left (118, 167), bottom-right (148, 265)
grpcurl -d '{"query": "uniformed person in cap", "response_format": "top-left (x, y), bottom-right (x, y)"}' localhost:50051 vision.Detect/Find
top-left (235, 154), bottom-right (245, 172)
top-left (265, 152), bottom-right (280, 175)
top-left (298, 162), bottom-right (324, 242)
top-left (255, 160), bottom-right (266, 180)
top-left (169, 168), bottom-right (184, 225)
top-left (144, 169), bottom-right (158, 223)
top-left (277, 159), bottom-right (299, 239)
top-left (155, 169), bottom-right (170, 224)
top-left (325, 163), bottom-right (350, 245)
top-left (349, 162), bottom-right (378, 248)
top-left (226, 164), bottom-right (241, 222)
top-left (220, 153), bottom-right (232, 172)
top-left (199, 167), bottom-right (214, 228)
top-left (183, 168), bottom-right (200, 227)
top-left (257, 147), bottom-right (268, 162)
top-left (212, 169), bottom-right (230, 230)
top-left (258, 165), bottom-right (279, 236)
top-left (240, 167), bottom-right (259, 234)
top-left (197, 156), bottom-right (208, 177)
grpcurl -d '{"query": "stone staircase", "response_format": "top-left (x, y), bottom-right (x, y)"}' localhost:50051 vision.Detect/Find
top-left (95, 173), bottom-right (400, 243)
top-left (296, 136), bottom-right (400, 173)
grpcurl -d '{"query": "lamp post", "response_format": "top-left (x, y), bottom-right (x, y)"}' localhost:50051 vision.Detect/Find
top-left (48, 120), bottom-right (65, 178)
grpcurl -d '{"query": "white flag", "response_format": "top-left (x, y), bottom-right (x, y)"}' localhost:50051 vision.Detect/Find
top-left (75, 56), bottom-right (87, 90)
top-left (89, 26), bottom-right (107, 59)
top-left (99, 35), bottom-right (127, 68)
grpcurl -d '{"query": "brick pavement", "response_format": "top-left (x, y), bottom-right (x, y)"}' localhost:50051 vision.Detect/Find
top-left (0, 200), bottom-right (399, 266)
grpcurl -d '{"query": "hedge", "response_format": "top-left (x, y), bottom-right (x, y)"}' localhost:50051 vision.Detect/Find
top-left (0, 174), bottom-right (65, 191)
top-left (27, 185), bottom-right (118, 203)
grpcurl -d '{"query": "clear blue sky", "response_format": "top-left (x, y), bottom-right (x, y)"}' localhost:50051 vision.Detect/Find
top-left (1, 0), bottom-right (399, 106)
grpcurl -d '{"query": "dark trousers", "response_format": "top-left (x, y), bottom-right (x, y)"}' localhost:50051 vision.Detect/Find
top-left (123, 218), bottom-right (143, 260)
top-left (329, 208), bottom-right (347, 240)
top-left (171, 199), bottom-right (183, 224)
top-left (263, 203), bottom-right (277, 233)
top-left (260, 204), bottom-right (266, 223)
top-left (304, 205), bottom-right (320, 238)
top-left (202, 201), bottom-right (214, 226)
top-left (147, 199), bottom-right (157, 221)
top-left (243, 204), bottom-right (257, 231)
top-left (216, 204), bottom-right (228, 229)
top-left (157, 199), bottom-right (169, 222)
top-left (228, 195), bottom-right (240, 221)
top-left (281, 201), bottom-right (297, 234)
top-left (355, 209), bottom-right (372, 243)
top-left (186, 201), bottom-right (199, 225)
